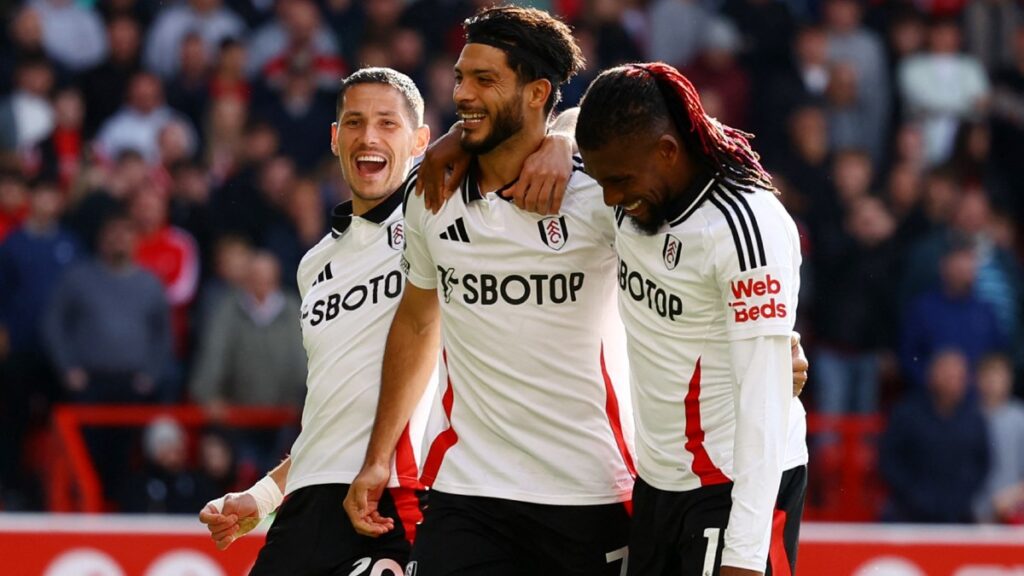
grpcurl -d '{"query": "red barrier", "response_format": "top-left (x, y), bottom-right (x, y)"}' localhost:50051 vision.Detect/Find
top-left (3, 516), bottom-right (1022, 576)
top-left (48, 405), bottom-right (297, 513)
top-left (804, 414), bottom-right (886, 522)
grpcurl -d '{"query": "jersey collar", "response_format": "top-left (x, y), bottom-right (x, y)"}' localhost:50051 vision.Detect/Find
top-left (666, 171), bottom-right (717, 227)
top-left (330, 188), bottom-right (403, 238)
top-left (461, 158), bottom-right (518, 204)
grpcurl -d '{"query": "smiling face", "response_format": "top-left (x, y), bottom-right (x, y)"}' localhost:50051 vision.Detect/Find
top-left (582, 133), bottom-right (683, 236)
top-left (331, 83), bottom-right (429, 214)
top-left (454, 43), bottom-right (528, 155)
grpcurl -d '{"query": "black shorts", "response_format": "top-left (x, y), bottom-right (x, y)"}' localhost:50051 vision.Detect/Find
top-left (628, 465), bottom-right (807, 576)
top-left (407, 490), bottom-right (631, 576)
top-left (250, 484), bottom-right (423, 576)
top-left (768, 465), bottom-right (807, 576)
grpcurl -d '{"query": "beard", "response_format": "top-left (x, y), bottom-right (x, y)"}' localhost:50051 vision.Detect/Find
top-left (627, 198), bottom-right (670, 236)
top-left (460, 92), bottom-right (525, 155)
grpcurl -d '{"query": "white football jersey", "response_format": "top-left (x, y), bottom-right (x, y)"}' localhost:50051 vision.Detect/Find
top-left (401, 165), bottom-right (636, 506)
top-left (286, 193), bottom-right (434, 495)
top-left (613, 174), bottom-right (805, 568)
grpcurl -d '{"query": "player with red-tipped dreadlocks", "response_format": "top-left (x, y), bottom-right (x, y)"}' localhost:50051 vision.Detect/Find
top-left (578, 63), bottom-right (808, 576)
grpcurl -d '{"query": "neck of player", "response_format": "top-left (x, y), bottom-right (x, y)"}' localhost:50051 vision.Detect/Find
top-left (351, 192), bottom-right (388, 217)
top-left (477, 118), bottom-right (546, 194)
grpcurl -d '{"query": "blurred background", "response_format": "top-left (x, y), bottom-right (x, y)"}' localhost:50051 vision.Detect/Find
top-left (0, 0), bottom-right (1022, 573)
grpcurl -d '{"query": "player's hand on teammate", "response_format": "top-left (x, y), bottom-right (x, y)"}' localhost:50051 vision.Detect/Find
top-left (343, 462), bottom-right (395, 537)
top-left (502, 133), bottom-right (573, 215)
top-left (199, 493), bottom-right (261, 550)
top-left (416, 123), bottom-right (574, 215)
top-left (417, 123), bottom-right (469, 214)
top-left (791, 332), bottom-right (808, 397)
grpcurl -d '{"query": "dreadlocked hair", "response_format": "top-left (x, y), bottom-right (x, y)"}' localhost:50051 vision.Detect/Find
top-left (577, 63), bottom-right (774, 194)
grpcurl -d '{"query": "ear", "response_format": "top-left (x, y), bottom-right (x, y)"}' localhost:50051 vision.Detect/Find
top-left (656, 133), bottom-right (681, 166)
top-left (412, 124), bottom-right (431, 157)
top-left (526, 78), bottom-right (553, 111)
top-left (330, 122), bottom-right (339, 157)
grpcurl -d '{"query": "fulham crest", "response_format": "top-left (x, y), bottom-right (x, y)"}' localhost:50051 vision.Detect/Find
top-left (538, 216), bottom-right (569, 251)
top-left (663, 234), bottom-right (681, 270)
top-left (388, 222), bottom-right (404, 250)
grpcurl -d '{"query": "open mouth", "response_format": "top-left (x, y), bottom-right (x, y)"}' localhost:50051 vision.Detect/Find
top-left (354, 153), bottom-right (388, 177)
top-left (623, 200), bottom-right (643, 215)
top-left (459, 111), bottom-right (486, 128)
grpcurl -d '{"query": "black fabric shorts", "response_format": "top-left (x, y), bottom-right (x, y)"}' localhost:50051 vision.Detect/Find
top-left (767, 465), bottom-right (807, 576)
top-left (249, 483), bottom-right (423, 576)
top-left (628, 465), bottom-right (807, 576)
top-left (407, 490), bottom-right (631, 576)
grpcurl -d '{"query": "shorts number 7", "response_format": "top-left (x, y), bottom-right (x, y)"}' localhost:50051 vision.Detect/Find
top-left (605, 545), bottom-right (628, 576)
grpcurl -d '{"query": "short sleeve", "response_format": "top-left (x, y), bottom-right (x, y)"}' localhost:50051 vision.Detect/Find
top-left (401, 171), bottom-right (437, 290)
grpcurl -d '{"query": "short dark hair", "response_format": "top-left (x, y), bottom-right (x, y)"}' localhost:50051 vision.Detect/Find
top-left (335, 67), bottom-right (424, 126)
top-left (464, 5), bottom-right (585, 115)
top-left (578, 63), bottom-right (773, 194)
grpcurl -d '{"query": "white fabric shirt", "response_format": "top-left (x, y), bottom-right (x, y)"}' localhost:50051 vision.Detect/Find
top-left (286, 193), bottom-right (434, 494)
top-left (33, 0), bottom-right (108, 71)
top-left (402, 165), bottom-right (636, 505)
top-left (613, 175), bottom-right (804, 571)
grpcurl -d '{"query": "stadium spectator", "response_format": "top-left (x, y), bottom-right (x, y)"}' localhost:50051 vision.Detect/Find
top-left (80, 16), bottom-right (143, 138)
top-left (0, 7), bottom-right (47, 97)
top-left (121, 416), bottom-right (221, 513)
top-left (0, 179), bottom-right (80, 508)
top-left (188, 250), bottom-right (305, 413)
top-left (252, 55), bottom-right (335, 171)
top-left (0, 169), bottom-right (29, 243)
top-left (30, 0), bottom-right (108, 73)
top-left (194, 234), bottom-right (251, 332)
top-left (974, 354), bottom-right (1024, 523)
top-left (682, 17), bottom-right (751, 129)
top-left (990, 24), bottom-right (1024, 225)
top-left (881, 349), bottom-right (990, 523)
top-left (166, 33), bottom-right (212, 135)
top-left (130, 183), bottom-right (201, 366)
top-left (814, 196), bottom-right (901, 416)
top-left (43, 212), bottom-right (172, 403)
top-left (646, 0), bottom-right (713, 68)
top-left (29, 87), bottom-right (86, 192)
top-left (899, 18), bottom-right (990, 166)
top-left (64, 150), bottom-right (147, 251)
top-left (758, 25), bottom-right (830, 152)
top-left (963, 0), bottom-right (1020, 72)
top-left (245, 0), bottom-right (342, 80)
top-left (722, 0), bottom-right (797, 80)
top-left (95, 73), bottom-right (196, 165)
top-left (885, 161), bottom-right (929, 244)
top-left (825, 62), bottom-right (882, 163)
top-left (900, 237), bottom-right (1007, 388)
top-left (209, 39), bottom-right (250, 105)
top-left (255, 0), bottom-right (346, 90)
top-left (1, 56), bottom-right (55, 152)
top-left (262, 178), bottom-right (325, 291)
top-left (822, 0), bottom-right (890, 167)
top-left (144, 0), bottom-right (246, 80)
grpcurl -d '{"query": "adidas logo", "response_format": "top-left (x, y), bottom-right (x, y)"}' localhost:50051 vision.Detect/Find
top-left (439, 217), bottom-right (471, 243)
top-left (311, 262), bottom-right (334, 287)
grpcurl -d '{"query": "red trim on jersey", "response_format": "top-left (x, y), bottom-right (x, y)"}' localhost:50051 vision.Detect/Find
top-left (768, 508), bottom-right (792, 576)
top-left (389, 487), bottom-right (423, 544)
top-left (683, 358), bottom-right (730, 486)
top-left (601, 345), bottom-right (637, 477)
top-left (420, 349), bottom-right (459, 486)
top-left (622, 499), bottom-right (633, 517)
top-left (395, 424), bottom-right (424, 490)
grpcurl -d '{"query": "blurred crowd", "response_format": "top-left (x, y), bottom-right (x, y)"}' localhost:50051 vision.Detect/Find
top-left (0, 0), bottom-right (1021, 523)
